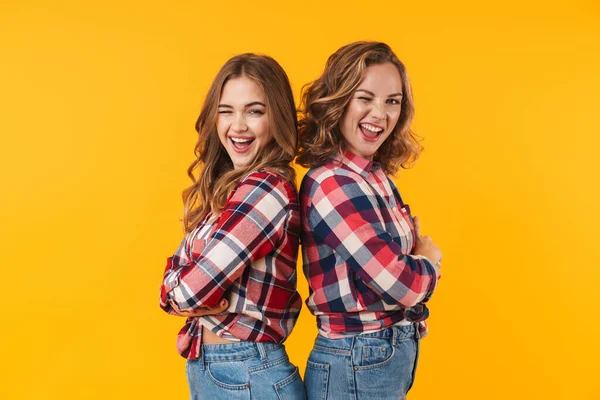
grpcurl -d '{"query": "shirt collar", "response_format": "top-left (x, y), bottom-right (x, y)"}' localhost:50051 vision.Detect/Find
top-left (336, 150), bottom-right (382, 178)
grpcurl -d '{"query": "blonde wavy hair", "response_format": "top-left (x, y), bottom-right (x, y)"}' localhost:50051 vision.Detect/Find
top-left (182, 54), bottom-right (297, 233)
top-left (296, 41), bottom-right (422, 175)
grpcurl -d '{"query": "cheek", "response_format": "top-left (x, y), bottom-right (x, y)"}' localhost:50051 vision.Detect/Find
top-left (251, 117), bottom-right (270, 140)
top-left (339, 115), bottom-right (353, 140)
top-left (348, 102), bottom-right (368, 122)
top-left (341, 103), bottom-right (364, 132)
top-left (387, 109), bottom-right (401, 127)
top-left (216, 117), bottom-right (228, 137)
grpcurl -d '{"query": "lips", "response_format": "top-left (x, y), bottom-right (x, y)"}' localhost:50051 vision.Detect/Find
top-left (359, 123), bottom-right (384, 142)
top-left (229, 136), bottom-right (255, 153)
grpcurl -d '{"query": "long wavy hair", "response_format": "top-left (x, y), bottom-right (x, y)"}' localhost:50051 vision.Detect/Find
top-left (296, 41), bottom-right (422, 175)
top-left (182, 54), bottom-right (297, 233)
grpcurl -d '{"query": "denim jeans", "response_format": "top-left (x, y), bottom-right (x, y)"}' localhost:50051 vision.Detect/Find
top-left (304, 324), bottom-right (420, 400)
top-left (186, 341), bottom-right (307, 400)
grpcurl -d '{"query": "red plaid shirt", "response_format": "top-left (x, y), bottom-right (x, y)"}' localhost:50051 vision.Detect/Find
top-left (160, 171), bottom-right (302, 359)
top-left (300, 151), bottom-right (441, 338)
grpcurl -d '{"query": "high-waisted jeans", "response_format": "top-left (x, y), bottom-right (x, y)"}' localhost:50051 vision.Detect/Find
top-left (304, 324), bottom-right (420, 400)
top-left (186, 341), bottom-right (307, 400)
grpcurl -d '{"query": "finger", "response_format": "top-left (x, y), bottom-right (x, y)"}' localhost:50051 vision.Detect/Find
top-left (178, 304), bottom-right (227, 317)
top-left (217, 298), bottom-right (229, 312)
top-left (176, 310), bottom-right (193, 317)
top-left (198, 300), bottom-right (229, 315)
top-left (183, 309), bottom-right (215, 317)
top-left (413, 216), bottom-right (422, 237)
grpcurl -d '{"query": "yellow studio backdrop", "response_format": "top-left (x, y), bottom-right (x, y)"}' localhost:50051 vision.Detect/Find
top-left (1, 0), bottom-right (599, 398)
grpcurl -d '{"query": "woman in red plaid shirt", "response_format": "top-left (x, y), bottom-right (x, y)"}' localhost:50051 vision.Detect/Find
top-left (160, 54), bottom-right (306, 399)
top-left (297, 42), bottom-right (443, 399)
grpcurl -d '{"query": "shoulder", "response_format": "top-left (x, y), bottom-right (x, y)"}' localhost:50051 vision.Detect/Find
top-left (232, 169), bottom-right (297, 208)
top-left (301, 162), bottom-right (363, 188)
top-left (385, 176), bottom-right (399, 191)
top-left (384, 176), bottom-right (405, 202)
top-left (301, 163), bottom-right (367, 200)
top-left (300, 164), bottom-right (366, 195)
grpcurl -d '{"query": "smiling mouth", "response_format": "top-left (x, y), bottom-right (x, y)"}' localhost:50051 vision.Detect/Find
top-left (359, 123), bottom-right (384, 142)
top-left (229, 137), bottom-right (255, 153)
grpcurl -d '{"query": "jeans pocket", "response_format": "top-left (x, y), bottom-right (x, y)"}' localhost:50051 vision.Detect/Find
top-left (353, 338), bottom-right (416, 400)
top-left (206, 361), bottom-right (251, 392)
top-left (304, 360), bottom-right (329, 400)
top-left (274, 367), bottom-right (306, 400)
top-left (355, 337), bottom-right (395, 369)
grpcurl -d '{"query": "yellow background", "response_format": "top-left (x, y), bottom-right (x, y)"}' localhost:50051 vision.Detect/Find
top-left (2, 0), bottom-right (599, 399)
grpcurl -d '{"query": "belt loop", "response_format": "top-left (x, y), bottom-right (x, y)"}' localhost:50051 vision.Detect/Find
top-left (414, 323), bottom-right (421, 340)
top-left (256, 342), bottom-right (267, 361)
top-left (392, 325), bottom-right (398, 345)
top-left (199, 345), bottom-right (206, 370)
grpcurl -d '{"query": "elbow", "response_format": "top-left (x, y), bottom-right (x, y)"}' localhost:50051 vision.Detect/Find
top-left (387, 272), bottom-right (438, 308)
top-left (163, 263), bottom-right (226, 311)
top-left (402, 273), bottom-right (438, 307)
top-left (402, 256), bottom-right (440, 305)
top-left (396, 296), bottom-right (424, 308)
top-left (167, 288), bottom-right (223, 312)
top-left (395, 285), bottom-right (432, 307)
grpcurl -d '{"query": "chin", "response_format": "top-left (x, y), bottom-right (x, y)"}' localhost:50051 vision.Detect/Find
top-left (232, 157), bottom-right (253, 170)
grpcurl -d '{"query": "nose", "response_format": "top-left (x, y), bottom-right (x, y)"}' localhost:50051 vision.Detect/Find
top-left (370, 100), bottom-right (386, 121)
top-left (231, 113), bottom-right (248, 133)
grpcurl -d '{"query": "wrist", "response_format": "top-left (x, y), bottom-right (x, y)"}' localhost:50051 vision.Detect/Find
top-left (416, 254), bottom-right (439, 266)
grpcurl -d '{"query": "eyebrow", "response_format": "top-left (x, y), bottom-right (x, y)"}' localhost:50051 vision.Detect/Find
top-left (218, 101), bottom-right (266, 108)
top-left (356, 89), bottom-right (403, 97)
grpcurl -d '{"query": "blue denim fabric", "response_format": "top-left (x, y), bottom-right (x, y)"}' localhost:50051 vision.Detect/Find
top-left (186, 341), bottom-right (307, 400)
top-left (304, 324), bottom-right (420, 400)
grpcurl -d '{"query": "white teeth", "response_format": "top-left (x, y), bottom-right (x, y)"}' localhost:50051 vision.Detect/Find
top-left (360, 124), bottom-right (383, 133)
top-left (230, 137), bottom-right (253, 143)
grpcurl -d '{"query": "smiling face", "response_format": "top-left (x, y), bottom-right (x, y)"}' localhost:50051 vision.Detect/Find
top-left (339, 62), bottom-right (403, 160)
top-left (217, 76), bottom-right (271, 170)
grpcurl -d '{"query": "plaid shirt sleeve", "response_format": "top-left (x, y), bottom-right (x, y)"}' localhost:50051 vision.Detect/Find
top-left (306, 174), bottom-right (440, 307)
top-left (159, 241), bottom-right (191, 316)
top-left (160, 171), bottom-right (291, 312)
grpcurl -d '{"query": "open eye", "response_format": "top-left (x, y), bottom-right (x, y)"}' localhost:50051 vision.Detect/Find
top-left (248, 109), bottom-right (264, 115)
top-left (386, 98), bottom-right (401, 105)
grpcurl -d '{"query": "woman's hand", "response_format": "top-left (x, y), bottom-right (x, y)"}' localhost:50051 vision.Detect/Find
top-left (412, 216), bottom-right (442, 265)
top-left (174, 298), bottom-right (229, 318)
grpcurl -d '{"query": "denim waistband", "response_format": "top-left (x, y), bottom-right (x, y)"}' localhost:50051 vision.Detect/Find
top-left (314, 323), bottom-right (418, 354)
top-left (200, 341), bottom-right (282, 362)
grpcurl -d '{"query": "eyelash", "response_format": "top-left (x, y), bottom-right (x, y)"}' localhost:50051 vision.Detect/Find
top-left (217, 109), bottom-right (264, 115)
top-left (357, 97), bottom-right (401, 105)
